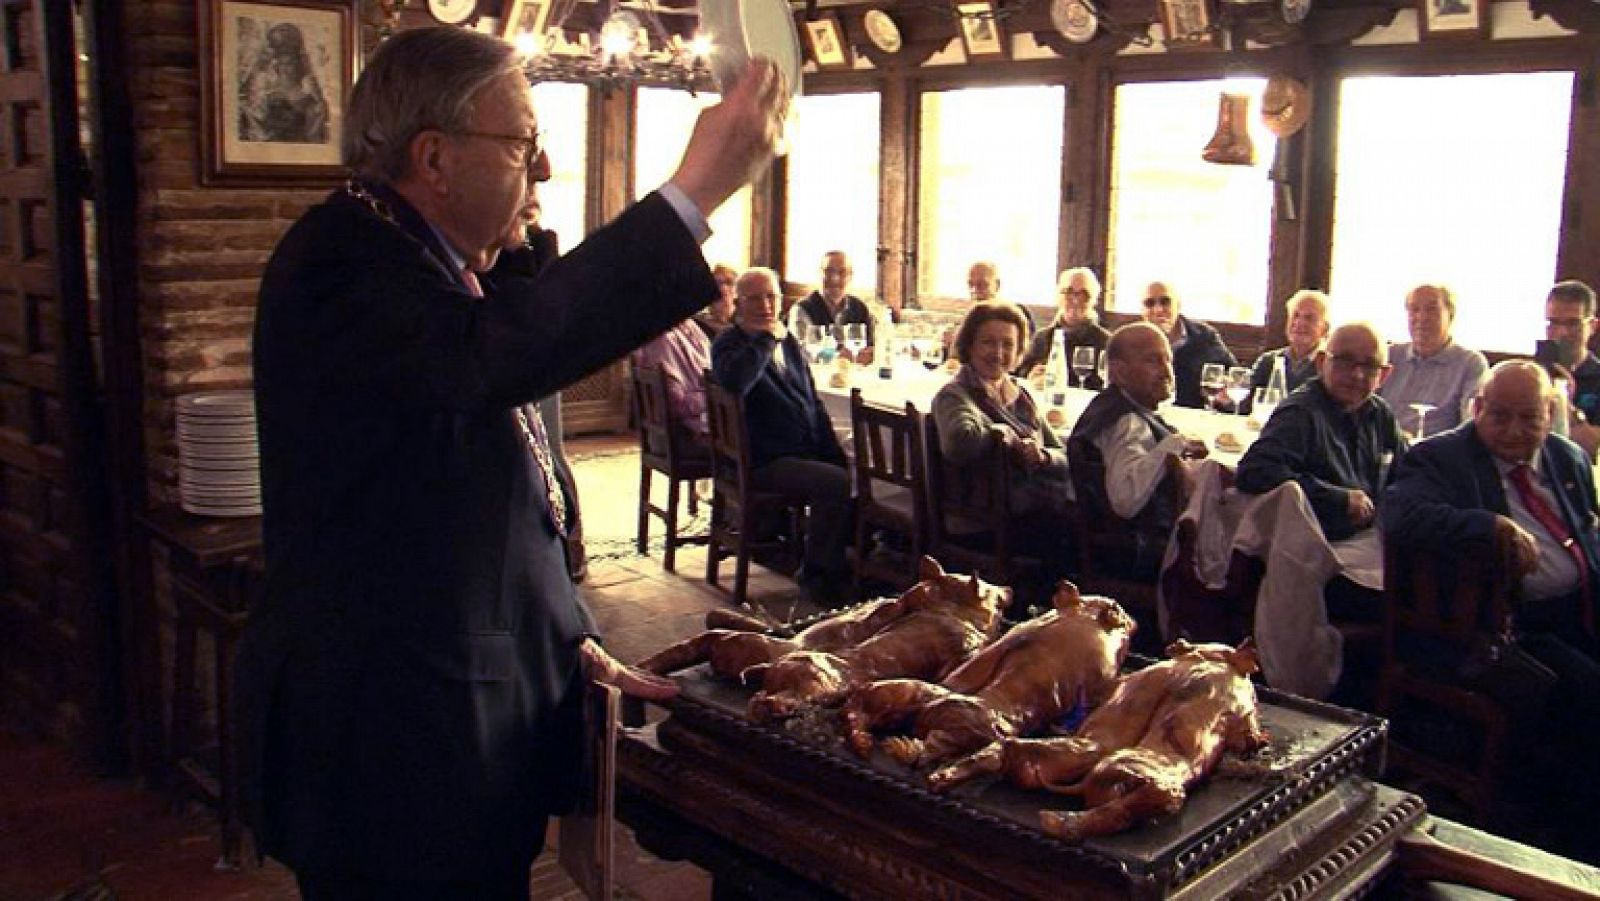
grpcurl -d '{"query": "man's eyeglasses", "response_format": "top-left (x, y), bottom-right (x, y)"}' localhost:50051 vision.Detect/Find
top-left (1328, 354), bottom-right (1386, 378)
top-left (1547, 317), bottom-right (1588, 331)
top-left (450, 129), bottom-right (545, 168)
top-left (1143, 296), bottom-right (1173, 309)
top-left (1062, 289), bottom-right (1091, 300)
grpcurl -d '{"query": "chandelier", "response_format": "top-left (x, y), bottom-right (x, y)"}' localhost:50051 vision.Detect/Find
top-left (511, 0), bottom-right (716, 92)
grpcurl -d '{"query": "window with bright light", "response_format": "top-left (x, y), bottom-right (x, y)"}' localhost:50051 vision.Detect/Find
top-left (917, 85), bottom-right (1065, 308)
top-left (785, 92), bottom-right (881, 297)
top-left (1107, 79), bottom-right (1273, 324)
top-left (530, 81), bottom-right (589, 246)
top-left (1329, 72), bottom-right (1573, 355)
top-left (635, 87), bottom-right (753, 269)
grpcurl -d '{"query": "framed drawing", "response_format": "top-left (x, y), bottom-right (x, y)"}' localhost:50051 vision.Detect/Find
top-left (803, 13), bottom-right (855, 70)
top-left (200, 0), bottom-right (356, 185)
top-left (1417, 0), bottom-right (1489, 39)
top-left (956, 1), bottom-right (1008, 59)
top-left (502, 0), bottom-right (551, 42)
top-left (1159, 0), bottom-right (1221, 49)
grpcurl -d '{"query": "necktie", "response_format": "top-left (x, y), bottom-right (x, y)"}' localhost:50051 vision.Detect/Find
top-left (1509, 463), bottom-right (1593, 634)
top-left (462, 266), bottom-right (569, 537)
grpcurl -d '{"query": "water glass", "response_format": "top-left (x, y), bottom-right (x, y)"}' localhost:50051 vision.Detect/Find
top-left (1200, 363), bottom-right (1226, 407)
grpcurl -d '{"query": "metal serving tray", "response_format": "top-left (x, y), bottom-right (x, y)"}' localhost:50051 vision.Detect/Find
top-left (660, 655), bottom-right (1387, 899)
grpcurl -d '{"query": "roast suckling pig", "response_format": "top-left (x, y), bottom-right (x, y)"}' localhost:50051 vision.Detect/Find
top-left (841, 582), bottom-right (1135, 767)
top-left (636, 557), bottom-right (1011, 721)
top-left (984, 639), bottom-right (1268, 842)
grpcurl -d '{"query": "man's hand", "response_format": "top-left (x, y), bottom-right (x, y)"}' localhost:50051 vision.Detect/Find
top-left (1495, 516), bottom-right (1541, 576)
top-left (670, 59), bottom-right (787, 218)
top-left (580, 638), bottom-right (679, 702)
top-left (1346, 489), bottom-right (1376, 529)
top-left (855, 346), bottom-right (875, 366)
top-left (1178, 437), bottom-right (1209, 460)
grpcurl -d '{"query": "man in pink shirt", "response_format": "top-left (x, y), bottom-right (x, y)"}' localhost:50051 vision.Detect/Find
top-left (633, 316), bottom-right (713, 455)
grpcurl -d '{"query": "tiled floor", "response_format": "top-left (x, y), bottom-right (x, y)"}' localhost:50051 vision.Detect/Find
top-left (0, 435), bottom-right (823, 901)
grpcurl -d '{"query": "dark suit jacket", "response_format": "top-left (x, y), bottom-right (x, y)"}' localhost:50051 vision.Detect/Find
top-left (1171, 315), bottom-right (1238, 408)
top-left (237, 185), bottom-right (714, 879)
top-left (710, 327), bottom-right (844, 469)
top-left (1381, 422), bottom-right (1600, 573)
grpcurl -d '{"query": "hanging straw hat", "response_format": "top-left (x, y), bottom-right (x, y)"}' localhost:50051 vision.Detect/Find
top-left (1260, 75), bottom-right (1311, 139)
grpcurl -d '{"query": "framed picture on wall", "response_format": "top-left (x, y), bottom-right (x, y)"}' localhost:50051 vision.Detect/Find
top-left (956, 1), bottom-right (1008, 59)
top-left (1417, 0), bottom-right (1490, 39)
top-left (502, 0), bottom-right (552, 42)
top-left (200, 0), bottom-right (356, 185)
top-left (804, 13), bottom-right (855, 69)
top-left (1159, 0), bottom-right (1221, 49)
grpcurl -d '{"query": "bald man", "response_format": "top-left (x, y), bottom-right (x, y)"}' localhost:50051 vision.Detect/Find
top-left (1237, 322), bottom-right (1408, 541)
top-left (1067, 322), bottom-right (1208, 577)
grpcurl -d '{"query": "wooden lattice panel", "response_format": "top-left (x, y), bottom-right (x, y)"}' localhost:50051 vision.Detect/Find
top-left (0, 0), bottom-right (91, 744)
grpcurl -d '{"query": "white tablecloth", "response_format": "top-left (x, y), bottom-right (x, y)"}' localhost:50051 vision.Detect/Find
top-left (1158, 460), bottom-right (1383, 700)
top-left (814, 365), bottom-right (1258, 465)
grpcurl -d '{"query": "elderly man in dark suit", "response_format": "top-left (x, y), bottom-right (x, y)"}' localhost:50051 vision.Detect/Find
top-left (713, 266), bottom-right (853, 601)
top-left (1139, 280), bottom-right (1237, 408)
top-left (237, 26), bottom-right (786, 897)
top-left (1383, 361), bottom-right (1600, 834)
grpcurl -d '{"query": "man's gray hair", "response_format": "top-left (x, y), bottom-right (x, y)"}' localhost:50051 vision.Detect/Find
top-left (343, 27), bottom-right (523, 183)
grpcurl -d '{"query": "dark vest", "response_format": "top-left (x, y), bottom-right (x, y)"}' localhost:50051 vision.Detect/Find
top-left (796, 292), bottom-right (875, 345)
top-left (1067, 387), bottom-right (1179, 546)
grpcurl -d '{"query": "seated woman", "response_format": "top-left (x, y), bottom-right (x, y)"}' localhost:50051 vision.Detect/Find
top-left (932, 302), bottom-right (1073, 522)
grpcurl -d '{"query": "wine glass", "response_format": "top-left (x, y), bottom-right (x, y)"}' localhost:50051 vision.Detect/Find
top-left (817, 325), bottom-right (839, 363)
top-left (1225, 367), bottom-right (1253, 416)
top-left (921, 340), bottom-right (945, 371)
top-left (842, 323), bottom-right (868, 362)
top-left (1200, 364), bottom-right (1227, 409)
top-left (1071, 345), bottom-right (1096, 388)
top-left (802, 324), bottom-right (824, 363)
top-left (1252, 387), bottom-right (1278, 426)
top-left (1095, 350), bottom-right (1108, 388)
top-left (1408, 402), bottom-right (1438, 440)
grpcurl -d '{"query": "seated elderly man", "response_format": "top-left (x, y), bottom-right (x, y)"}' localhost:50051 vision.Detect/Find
top-left (1377, 283), bottom-right (1487, 438)
top-left (1140, 280), bottom-right (1237, 408)
top-left (1018, 266), bottom-right (1110, 386)
top-left (1382, 361), bottom-right (1600, 797)
top-left (1245, 289), bottom-right (1329, 413)
top-left (1237, 322), bottom-right (1407, 542)
top-left (1068, 322), bottom-right (1209, 577)
top-left (632, 313), bottom-right (713, 456)
top-left (967, 260), bottom-right (1036, 330)
top-left (932, 301), bottom-right (1070, 520)
top-left (713, 267), bottom-right (853, 601)
top-left (789, 250), bottom-right (876, 364)
top-left (1544, 279), bottom-right (1600, 459)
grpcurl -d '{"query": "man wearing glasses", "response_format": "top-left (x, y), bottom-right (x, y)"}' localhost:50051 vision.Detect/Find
top-left (1139, 281), bottom-right (1237, 408)
top-left (1544, 280), bottom-right (1600, 459)
top-left (1237, 323), bottom-right (1408, 541)
top-left (240, 27), bottom-right (787, 897)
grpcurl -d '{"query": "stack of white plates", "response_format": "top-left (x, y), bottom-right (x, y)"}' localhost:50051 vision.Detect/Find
top-left (176, 391), bottom-right (261, 517)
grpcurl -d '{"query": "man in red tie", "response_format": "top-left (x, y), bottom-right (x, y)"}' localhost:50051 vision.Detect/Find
top-left (1384, 360), bottom-right (1600, 847)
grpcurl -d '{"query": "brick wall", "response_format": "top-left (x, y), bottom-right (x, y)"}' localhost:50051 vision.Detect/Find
top-left (126, 0), bottom-right (330, 504)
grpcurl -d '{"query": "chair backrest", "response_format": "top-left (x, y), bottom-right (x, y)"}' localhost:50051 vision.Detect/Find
top-left (1069, 450), bottom-right (1188, 576)
top-left (850, 389), bottom-right (924, 501)
top-left (923, 416), bottom-right (1012, 544)
top-left (705, 375), bottom-right (756, 502)
top-left (633, 365), bottom-right (674, 467)
top-left (1383, 528), bottom-right (1520, 650)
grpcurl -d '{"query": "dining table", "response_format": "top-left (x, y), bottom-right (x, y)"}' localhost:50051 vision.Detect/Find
top-left (810, 360), bottom-right (1263, 466)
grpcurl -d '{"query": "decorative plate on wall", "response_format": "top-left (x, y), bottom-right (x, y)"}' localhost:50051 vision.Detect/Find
top-left (1280, 0), bottom-right (1312, 25)
top-left (1051, 0), bottom-right (1099, 43)
top-left (863, 9), bottom-right (903, 54)
top-left (428, 0), bottom-right (477, 25)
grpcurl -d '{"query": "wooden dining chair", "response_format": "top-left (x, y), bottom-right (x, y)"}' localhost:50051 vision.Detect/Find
top-left (922, 417), bottom-right (1041, 602)
top-left (703, 378), bottom-right (805, 607)
top-left (1066, 453), bottom-right (1189, 646)
top-left (1377, 528), bottom-right (1521, 823)
top-left (632, 366), bottom-right (711, 573)
top-left (848, 389), bottom-right (928, 594)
